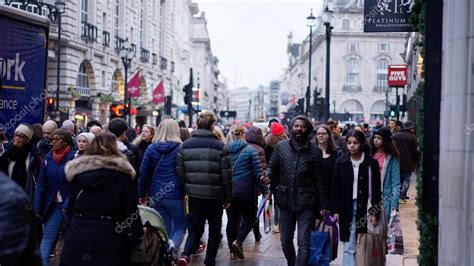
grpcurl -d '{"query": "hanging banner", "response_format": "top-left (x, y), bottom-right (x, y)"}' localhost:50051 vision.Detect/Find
top-left (152, 80), bottom-right (165, 104)
top-left (364, 0), bottom-right (415, 32)
top-left (388, 65), bottom-right (408, 87)
top-left (0, 5), bottom-right (49, 136)
top-left (127, 71), bottom-right (140, 98)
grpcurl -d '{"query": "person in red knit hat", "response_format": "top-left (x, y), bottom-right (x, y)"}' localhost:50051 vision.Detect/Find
top-left (271, 122), bottom-right (285, 136)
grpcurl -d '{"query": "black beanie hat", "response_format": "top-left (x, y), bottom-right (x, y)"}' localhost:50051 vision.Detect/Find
top-left (374, 127), bottom-right (392, 142)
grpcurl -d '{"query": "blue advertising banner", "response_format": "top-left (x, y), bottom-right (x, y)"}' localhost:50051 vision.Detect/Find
top-left (0, 13), bottom-right (48, 136)
top-left (364, 0), bottom-right (415, 32)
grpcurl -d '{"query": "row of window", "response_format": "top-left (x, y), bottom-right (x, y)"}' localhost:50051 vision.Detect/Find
top-left (346, 43), bottom-right (391, 53)
top-left (344, 58), bottom-right (389, 92)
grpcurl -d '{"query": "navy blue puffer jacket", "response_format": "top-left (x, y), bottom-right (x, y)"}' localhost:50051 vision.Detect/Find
top-left (227, 140), bottom-right (267, 198)
top-left (138, 141), bottom-right (183, 200)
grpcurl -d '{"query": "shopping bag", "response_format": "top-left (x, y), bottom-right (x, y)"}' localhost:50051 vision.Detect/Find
top-left (387, 209), bottom-right (404, 255)
top-left (309, 220), bottom-right (331, 266)
top-left (356, 233), bottom-right (386, 266)
top-left (324, 215), bottom-right (339, 261)
top-left (263, 200), bottom-right (272, 234)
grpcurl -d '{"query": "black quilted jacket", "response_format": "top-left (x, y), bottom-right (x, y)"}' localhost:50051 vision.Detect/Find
top-left (267, 138), bottom-right (329, 212)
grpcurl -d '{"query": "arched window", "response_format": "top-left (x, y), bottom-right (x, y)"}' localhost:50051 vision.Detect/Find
top-left (111, 70), bottom-right (124, 98)
top-left (342, 18), bottom-right (350, 30)
top-left (76, 63), bottom-right (89, 96)
top-left (375, 59), bottom-right (389, 92)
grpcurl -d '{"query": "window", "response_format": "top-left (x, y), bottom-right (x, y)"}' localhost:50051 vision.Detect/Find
top-left (76, 63), bottom-right (89, 96)
top-left (101, 71), bottom-right (106, 87)
top-left (378, 43), bottom-right (390, 52)
top-left (347, 43), bottom-right (359, 52)
top-left (342, 18), bottom-right (350, 30)
top-left (130, 27), bottom-right (134, 44)
top-left (102, 13), bottom-right (107, 32)
top-left (375, 59), bottom-right (389, 91)
top-left (114, 0), bottom-right (120, 36)
top-left (81, 0), bottom-right (88, 22)
top-left (346, 59), bottom-right (359, 84)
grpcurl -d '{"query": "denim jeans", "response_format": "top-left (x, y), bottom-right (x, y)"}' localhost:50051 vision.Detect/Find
top-left (226, 197), bottom-right (256, 248)
top-left (40, 202), bottom-right (65, 266)
top-left (279, 208), bottom-right (316, 266)
top-left (400, 172), bottom-right (412, 200)
top-left (343, 200), bottom-right (357, 266)
top-left (154, 198), bottom-right (187, 249)
top-left (182, 197), bottom-right (223, 266)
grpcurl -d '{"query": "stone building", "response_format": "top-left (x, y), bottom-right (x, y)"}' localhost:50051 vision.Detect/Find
top-left (3, 0), bottom-right (212, 128)
top-left (279, 0), bottom-right (407, 123)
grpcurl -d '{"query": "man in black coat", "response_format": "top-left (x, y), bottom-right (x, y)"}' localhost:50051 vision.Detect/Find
top-left (392, 120), bottom-right (420, 201)
top-left (176, 111), bottom-right (232, 266)
top-left (266, 115), bottom-right (329, 266)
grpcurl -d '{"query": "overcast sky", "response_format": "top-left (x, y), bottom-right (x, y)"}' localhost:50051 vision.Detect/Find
top-left (194, 0), bottom-right (324, 90)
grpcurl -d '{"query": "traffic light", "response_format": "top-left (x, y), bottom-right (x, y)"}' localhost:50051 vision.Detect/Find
top-left (164, 96), bottom-right (172, 115)
top-left (47, 97), bottom-right (55, 113)
top-left (389, 105), bottom-right (399, 118)
top-left (296, 98), bottom-right (304, 113)
top-left (110, 103), bottom-right (124, 119)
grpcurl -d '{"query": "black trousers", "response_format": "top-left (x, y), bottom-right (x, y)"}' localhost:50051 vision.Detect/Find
top-left (182, 197), bottom-right (223, 266)
top-left (226, 197), bottom-right (257, 249)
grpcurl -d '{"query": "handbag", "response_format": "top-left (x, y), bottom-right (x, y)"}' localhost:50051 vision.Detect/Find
top-left (387, 209), bottom-right (404, 255)
top-left (356, 164), bottom-right (385, 266)
top-left (367, 166), bottom-right (385, 234)
top-left (324, 214), bottom-right (339, 261)
top-left (309, 219), bottom-right (331, 266)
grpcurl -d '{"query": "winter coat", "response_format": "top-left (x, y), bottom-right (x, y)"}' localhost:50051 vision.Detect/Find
top-left (331, 154), bottom-right (382, 242)
top-left (34, 148), bottom-right (75, 219)
top-left (245, 126), bottom-right (267, 170)
top-left (176, 129), bottom-right (233, 202)
top-left (138, 141), bottom-right (183, 200)
top-left (0, 143), bottom-right (42, 201)
top-left (60, 155), bottom-right (143, 266)
top-left (227, 140), bottom-right (267, 199)
top-left (381, 153), bottom-right (400, 221)
top-left (0, 171), bottom-right (41, 266)
top-left (392, 131), bottom-right (420, 172)
top-left (267, 138), bottom-right (328, 212)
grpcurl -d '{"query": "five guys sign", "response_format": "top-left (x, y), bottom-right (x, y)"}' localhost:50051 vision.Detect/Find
top-left (388, 65), bottom-right (408, 87)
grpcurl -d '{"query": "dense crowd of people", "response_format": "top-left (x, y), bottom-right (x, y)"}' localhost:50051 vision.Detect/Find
top-left (0, 112), bottom-right (420, 266)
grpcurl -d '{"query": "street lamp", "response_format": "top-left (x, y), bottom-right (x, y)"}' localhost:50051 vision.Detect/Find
top-left (322, 4), bottom-right (333, 122)
top-left (119, 41), bottom-right (134, 126)
top-left (53, 0), bottom-right (66, 118)
top-left (306, 9), bottom-right (316, 117)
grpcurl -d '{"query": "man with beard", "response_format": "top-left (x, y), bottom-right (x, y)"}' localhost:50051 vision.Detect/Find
top-left (266, 115), bottom-right (329, 266)
top-left (0, 124), bottom-right (42, 200)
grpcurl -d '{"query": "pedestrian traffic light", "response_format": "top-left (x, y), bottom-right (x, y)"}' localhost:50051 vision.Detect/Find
top-left (296, 98), bottom-right (304, 113)
top-left (110, 103), bottom-right (124, 118)
top-left (183, 84), bottom-right (192, 105)
top-left (389, 105), bottom-right (399, 118)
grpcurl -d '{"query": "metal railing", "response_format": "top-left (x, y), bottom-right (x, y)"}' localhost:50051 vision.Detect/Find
top-left (81, 21), bottom-right (98, 42)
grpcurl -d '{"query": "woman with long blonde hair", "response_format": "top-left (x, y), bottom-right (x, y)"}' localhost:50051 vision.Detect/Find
top-left (133, 124), bottom-right (156, 162)
top-left (138, 119), bottom-right (186, 250)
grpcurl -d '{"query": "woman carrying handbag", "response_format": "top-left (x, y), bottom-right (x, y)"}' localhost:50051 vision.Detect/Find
top-left (331, 130), bottom-right (383, 266)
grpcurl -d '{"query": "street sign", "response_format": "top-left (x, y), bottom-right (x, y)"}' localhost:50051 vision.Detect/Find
top-left (388, 65), bottom-right (408, 87)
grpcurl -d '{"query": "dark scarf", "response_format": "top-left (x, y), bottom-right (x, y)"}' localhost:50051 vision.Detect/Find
top-left (53, 146), bottom-right (71, 164)
top-left (9, 144), bottom-right (31, 189)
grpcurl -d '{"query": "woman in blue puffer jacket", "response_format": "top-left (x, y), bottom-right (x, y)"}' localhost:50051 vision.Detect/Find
top-left (225, 124), bottom-right (268, 260)
top-left (138, 119), bottom-right (186, 249)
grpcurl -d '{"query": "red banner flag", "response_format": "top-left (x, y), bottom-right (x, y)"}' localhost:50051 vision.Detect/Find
top-left (152, 80), bottom-right (165, 104)
top-left (127, 71), bottom-right (140, 98)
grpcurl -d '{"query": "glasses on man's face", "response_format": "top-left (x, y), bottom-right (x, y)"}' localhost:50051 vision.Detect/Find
top-left (13, 133), bottom-right (28, 139)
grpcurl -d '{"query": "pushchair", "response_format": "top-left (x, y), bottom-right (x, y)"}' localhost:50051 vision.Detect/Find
top-left (131, 205), bottom-right (175, 266)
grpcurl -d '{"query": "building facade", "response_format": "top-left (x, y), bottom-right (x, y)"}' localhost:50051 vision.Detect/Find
top-left (279, 0), bottom-right (407, 124)
top-left (4, 0), bottom-right (224, 129)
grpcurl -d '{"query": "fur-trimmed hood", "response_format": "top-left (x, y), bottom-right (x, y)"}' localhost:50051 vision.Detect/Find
top-left (65, 155), bottom-right (136, 182)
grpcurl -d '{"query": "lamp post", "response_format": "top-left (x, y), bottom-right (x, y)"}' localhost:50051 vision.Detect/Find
top-left (54, 0), bottom-right (66, 118)
top-left (322, 4), bottom-right (333, 122)
top-left (119, 41), bottom-right (134, 126)
top-left (306, 9), bottom-right (316, 117)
